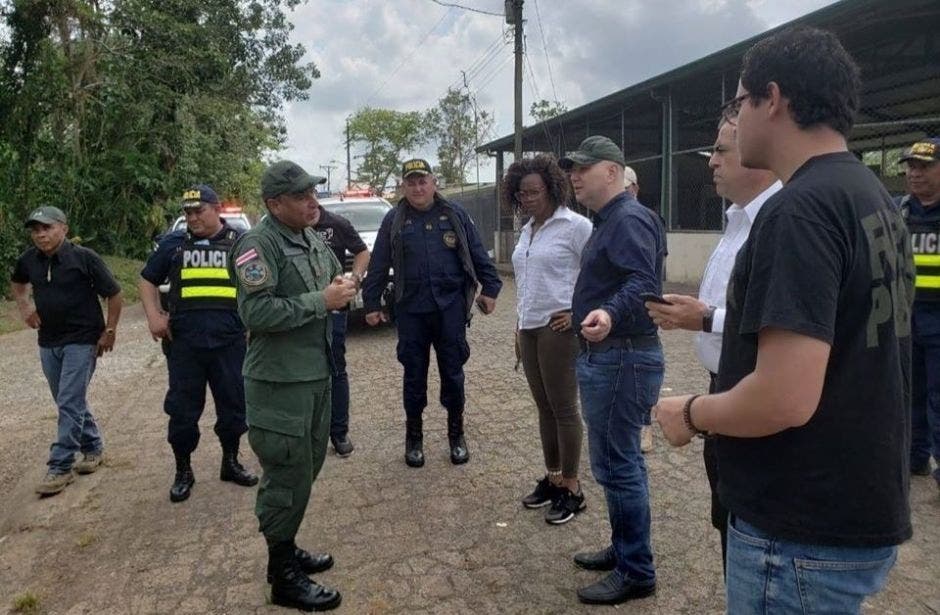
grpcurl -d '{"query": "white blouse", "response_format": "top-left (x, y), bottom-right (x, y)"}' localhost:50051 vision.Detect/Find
top-left (512, 206), bottom-right (594, 330)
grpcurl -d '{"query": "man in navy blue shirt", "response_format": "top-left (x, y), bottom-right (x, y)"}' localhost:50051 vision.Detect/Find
top-left (139, 185), bottom-right (258, 503)
top-left (362, 159), bottom-right (502, 468)
top-left (561, 136), bottom-right (666, 605)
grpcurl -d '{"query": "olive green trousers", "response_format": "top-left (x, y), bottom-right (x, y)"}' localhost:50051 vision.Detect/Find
top-left (245, 377), bottom-right (331, 545)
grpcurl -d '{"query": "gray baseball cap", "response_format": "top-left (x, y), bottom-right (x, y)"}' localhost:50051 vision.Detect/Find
top-left (559, 136), bottom-right (626, 169)
top-left (25, 206), bottom-right (67, 227)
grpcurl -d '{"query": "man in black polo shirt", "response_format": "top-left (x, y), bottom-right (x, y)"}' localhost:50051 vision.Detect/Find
top-left (655, 27), bottom-right (912, 612)
top-left (312, 199), bottom-right (370, 457)
top-left (11, 206), bottom-right (123, 496)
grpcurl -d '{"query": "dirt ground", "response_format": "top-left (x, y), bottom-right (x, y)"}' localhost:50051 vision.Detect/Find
top-left (0, 276), bottom-right (937, 614)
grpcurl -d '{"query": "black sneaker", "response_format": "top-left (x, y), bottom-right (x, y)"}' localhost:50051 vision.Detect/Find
top-left (545, 488), bottom-right (586, 525)
top-left (331, 436), bottom-right (354, 458)
top-left (521, 476), bottom-right (560, 509)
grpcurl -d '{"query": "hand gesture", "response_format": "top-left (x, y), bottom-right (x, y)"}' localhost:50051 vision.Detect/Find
top-left (548, 310), bottom-right (572, 332)
top-left (324, 276), bottom-right (357, 310)
top-left (96, 329), bottom-right (116, 357)
top-left (23, 309), bottom-right (41, 329)
top-left (579, 309), bottom-right (612, 342)
top-left (653, 394), bottom-right (696, 447)
top-left (646, 294), bottom-right (708, 331)
top-left (475, 295), bottom-right (496, 315)
top-left (147, 312), bottom-right (171, 342)
top-left (365, 311), bottom-right (388, 326)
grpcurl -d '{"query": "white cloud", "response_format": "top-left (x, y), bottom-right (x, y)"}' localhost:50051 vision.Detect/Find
top-left (279, 0), bottom-right (837, 188)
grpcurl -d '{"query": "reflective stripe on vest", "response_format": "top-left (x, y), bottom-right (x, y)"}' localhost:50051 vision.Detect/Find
top-left (181, 286), bottom-right (238, 299)
top-left (180, 267), bottom-right (230, 280)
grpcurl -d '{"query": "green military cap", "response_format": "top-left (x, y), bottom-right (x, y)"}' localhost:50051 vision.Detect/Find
top-left (261, 160), bottom-right (327, 199)
top-left (25, 205), bottom-right (68, 227)
top-left (559, 136), bottom-right (626, 170)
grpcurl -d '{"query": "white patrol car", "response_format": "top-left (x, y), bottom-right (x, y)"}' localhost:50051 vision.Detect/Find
top-left (318, 194), bottom-right (393, 313)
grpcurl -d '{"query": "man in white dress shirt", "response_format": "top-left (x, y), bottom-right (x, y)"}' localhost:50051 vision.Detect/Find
top-left (645, 117), bottom-right (779, 573)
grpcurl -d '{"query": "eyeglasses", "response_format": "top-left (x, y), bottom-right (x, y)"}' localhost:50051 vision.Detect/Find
top-left (720, 93), bottom-right (752, 121)
top-left (514, 189), bottom-right (545, 201)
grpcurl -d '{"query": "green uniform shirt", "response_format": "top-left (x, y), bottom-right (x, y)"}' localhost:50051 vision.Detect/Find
top-left (230, 215), bottom-right (342, 383)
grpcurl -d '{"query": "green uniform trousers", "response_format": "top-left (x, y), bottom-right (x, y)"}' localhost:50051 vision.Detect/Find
top-left (245, 377), bottom-right (331, 545)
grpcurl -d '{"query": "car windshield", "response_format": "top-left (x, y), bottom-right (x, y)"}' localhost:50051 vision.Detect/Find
top-left (322, 202), bottom-right (390, 232)
top-left (171, 214), bottom-right (249, 233)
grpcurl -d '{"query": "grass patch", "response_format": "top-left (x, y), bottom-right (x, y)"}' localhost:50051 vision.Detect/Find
top-left (12, 591), bottom-right (40, 613)
top-left (0, 254), bottom-right (143, 336)
top-left (76, 532), bottom-right (98, 548)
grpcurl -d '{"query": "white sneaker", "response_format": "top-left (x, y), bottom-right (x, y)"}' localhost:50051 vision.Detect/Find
top-left (640, 426), bottom-right (653, 453)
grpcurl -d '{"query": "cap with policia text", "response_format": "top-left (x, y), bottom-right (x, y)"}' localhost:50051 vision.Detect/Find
top-left (261, 160), bottom-right (327, 199)
top-left (900, 138), bottom-right (940, 164)
top-left (25, 206), bottom-right (67, 227)
top-left (401, 158), bottom-right (432, 178)
top-left (181, 184), bottom-right (221, 207)
top-left (559, 136), bottom-right (626, 170)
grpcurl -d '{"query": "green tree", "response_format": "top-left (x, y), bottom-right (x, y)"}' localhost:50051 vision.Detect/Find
top-left (347, 107), bottom-right (427, 194)
top-left (427, 88), bottom-right (493, 187)
top-left (529, 99), bottom-right (567, 124)
top-left (0, 0), bottom-right (318, 295)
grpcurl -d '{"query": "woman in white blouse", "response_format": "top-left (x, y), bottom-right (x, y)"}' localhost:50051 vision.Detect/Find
top-left (506, 154), bottom-right (593, 525)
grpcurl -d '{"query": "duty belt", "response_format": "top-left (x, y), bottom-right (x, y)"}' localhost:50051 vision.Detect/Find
top-left (577, 334), bottom-right (660, 353)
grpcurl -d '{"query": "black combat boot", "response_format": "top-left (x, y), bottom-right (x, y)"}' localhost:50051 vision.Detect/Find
top-left (220, 440), bottom-right (259, 486)
top-left (405, 416), bottom-right (424, 468)
top-left (170, 452), bottom-right (195, 503)
top-left (447, 411), bottom-right (469, 465)
top-left (266, 542), bottom-right (334, 583)
top-left (268, 541), bottom-right (342, 611)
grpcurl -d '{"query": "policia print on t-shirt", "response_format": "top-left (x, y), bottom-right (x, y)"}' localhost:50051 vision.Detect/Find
top-left (168, 229), bottom-right (239, 311)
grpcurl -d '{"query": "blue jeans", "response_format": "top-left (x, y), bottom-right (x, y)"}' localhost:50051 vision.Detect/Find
top-left (577, 343), bottom-right (664, 584)
top-left (39, 344), bottom-right (103, 474)
top-left (911, 303), bottom-right (940, 479)
top-left (726, 516), bottom-right (897, 614)
top-left (330, 311), bottom-right (350, 439)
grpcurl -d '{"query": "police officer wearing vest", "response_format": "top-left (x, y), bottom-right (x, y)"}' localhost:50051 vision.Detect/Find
top-left (899, 137), bottom-right (940, 485)
top-left (139, 185), bottom-right (258, 503)
top-left (362, 158), bottom-right (502, 468)
top-left (232, 161), bottom-right (356, 612)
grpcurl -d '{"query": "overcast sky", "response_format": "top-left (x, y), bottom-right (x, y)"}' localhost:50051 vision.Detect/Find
top-left (280, 0), bottom-right (838, 188)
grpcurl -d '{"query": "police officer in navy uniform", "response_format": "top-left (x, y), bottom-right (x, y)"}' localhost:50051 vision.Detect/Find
top-left (312, 197), bottom-right (370, 458)
top-left (139, 185), bottom-right (258, 502)
top-left (899, 137), bottom-right (940, 485)
top-left (362, 159), bottom-right (502, 467)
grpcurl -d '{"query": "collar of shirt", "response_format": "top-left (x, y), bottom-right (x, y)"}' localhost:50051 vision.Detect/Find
top-left (36, 239), bottom-right (74, 263)
top-left (592, 191), bottom-right (632, 225)
top-left (730, 180), bottom-right (783, 225)
top-left (521, 205), bottom-right (577, 234)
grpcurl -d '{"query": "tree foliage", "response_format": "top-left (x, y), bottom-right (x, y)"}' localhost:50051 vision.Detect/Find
top-left (529, 99), bottom-right (567, 124)
top-left (347, 107), bottom-right (427, 194)
top-left (426, 87), bottom-right (493, 187)
top-left (0, 0), bottom-right (318, 296)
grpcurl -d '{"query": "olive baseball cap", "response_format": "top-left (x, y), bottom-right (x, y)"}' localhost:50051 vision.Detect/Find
top-left (900, 138), bottom-right (940, 164)
top-left (25, 205), bottom-right (67, 227)
top-left (261, 160), bottom-right (326, 199)
top-left (559, 136), bottom-right (626, 169)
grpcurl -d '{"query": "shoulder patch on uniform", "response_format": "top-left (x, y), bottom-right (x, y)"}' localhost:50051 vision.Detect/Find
top-left (235, 248), bottom-right (259, 267)
top-left (239, 261), bottom-right (269, 287)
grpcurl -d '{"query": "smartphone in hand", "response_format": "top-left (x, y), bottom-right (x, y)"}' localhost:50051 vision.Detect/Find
top-left (640, 292), bottom-right (673, 306)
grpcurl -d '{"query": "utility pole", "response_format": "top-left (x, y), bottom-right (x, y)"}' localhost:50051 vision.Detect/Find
top-left (319, 163), bottom-right (336, 193)
top-left (345, 118), bottom-right (352, 191)
top-left (462, 71), bottom-right (481, 190)
top-left (506, 0), bottom-right (524, 162)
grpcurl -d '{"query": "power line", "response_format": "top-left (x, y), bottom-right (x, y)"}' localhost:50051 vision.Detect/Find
top-left (426, 0), bottom-right (503, 16)
top-left (532, 0), bottom-right (559, 104)
top-left (361, 8), bottom-right (454, 108)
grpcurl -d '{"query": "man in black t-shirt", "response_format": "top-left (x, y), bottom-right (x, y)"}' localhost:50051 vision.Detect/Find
top-left (655, 27), bottom-right (912, 612)
top-left (11, 206), bottom-right (123, 496)
top-left (313, 203), bottom-right (369, 458)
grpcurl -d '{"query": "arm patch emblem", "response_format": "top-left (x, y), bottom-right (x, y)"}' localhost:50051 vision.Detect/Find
top-left (239, 261), bottom-right (269, 286)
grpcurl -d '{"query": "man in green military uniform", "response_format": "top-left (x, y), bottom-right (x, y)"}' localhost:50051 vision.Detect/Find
top-left (231, 160), bottom-right (357, 612)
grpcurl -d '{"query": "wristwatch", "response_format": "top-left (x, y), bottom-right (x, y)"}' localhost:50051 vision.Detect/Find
top-left (702, 306), bottom-right (717, 333)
